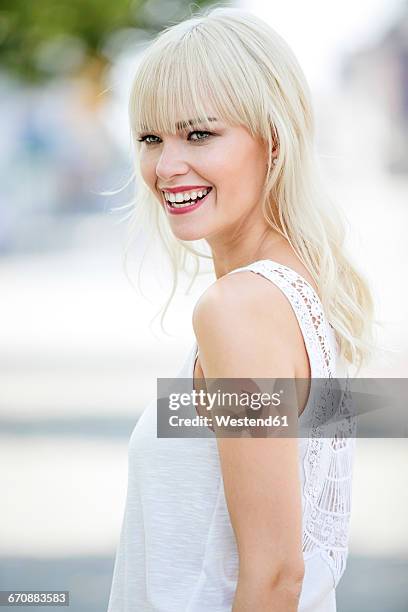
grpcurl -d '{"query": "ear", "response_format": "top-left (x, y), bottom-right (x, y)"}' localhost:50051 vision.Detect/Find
top-left (262, 131), bottom-right (279, 169)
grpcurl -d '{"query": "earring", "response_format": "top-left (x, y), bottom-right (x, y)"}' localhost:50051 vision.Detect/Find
top-left (272, 158), bottom-right (278, 166)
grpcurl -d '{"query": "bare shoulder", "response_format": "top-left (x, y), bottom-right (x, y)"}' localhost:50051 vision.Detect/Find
top-left (192, 269), bottom-right (305, 378)
top-left (193, 267), bottom-right (295, 316)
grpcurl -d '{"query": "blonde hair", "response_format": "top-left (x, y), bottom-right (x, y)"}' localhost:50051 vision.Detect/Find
top-left (118, 5), bottom-right (381, 375)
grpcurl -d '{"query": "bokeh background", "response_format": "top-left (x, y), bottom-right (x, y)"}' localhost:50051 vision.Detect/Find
top-left (1, 0), bottom-right (407, 610)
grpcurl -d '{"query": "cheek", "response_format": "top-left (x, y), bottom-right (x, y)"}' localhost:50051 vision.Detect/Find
top-left (214, 149), bottom-right (256, 196)
top-left (139, 154), bottom-right (149, 179)
top-left (140, 156), bottom-right (157, 192)
top-left (216, 156), bottom-right (264, 213)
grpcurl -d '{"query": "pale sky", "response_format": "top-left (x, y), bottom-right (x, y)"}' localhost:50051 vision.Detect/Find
top-left (238, 0), bottom-right (404, 91)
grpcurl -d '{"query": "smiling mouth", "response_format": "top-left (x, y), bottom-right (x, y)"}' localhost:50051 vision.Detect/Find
top-left (163, 187), bottom-right (213, 213)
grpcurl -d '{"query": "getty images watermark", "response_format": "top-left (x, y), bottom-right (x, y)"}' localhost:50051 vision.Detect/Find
top-left (168, 385), bottom-right (286, 429)
top-left (156, 377), bottom-right (408, 438)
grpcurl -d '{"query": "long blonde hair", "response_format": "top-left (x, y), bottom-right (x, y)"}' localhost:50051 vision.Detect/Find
top-left (117, 5), bottom-right (380, 375)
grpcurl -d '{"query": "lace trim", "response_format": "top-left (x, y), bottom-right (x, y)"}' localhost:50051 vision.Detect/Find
top-left (227, 259), bottom-right (356, 587)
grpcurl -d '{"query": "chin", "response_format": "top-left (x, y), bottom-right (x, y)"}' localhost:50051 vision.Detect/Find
top-left (170, 227), bottom-right (207, 242)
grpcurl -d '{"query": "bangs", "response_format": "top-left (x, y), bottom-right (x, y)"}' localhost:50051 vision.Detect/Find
top-left (128, 22), bottom-right (264, 139)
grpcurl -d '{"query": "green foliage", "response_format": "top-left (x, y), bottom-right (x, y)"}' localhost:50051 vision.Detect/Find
top-left (0, 0), bottom-right (214, 82)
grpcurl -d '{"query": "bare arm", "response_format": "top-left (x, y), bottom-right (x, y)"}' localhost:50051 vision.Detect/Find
top-left (193, 272), bottom-right (306, 611)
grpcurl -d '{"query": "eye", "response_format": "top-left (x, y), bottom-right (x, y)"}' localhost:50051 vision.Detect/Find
top-left (137, 130), bottom-right (213, 145)
top-left (137, 134), bottom-right (160, 144)
top-left (189, 130), bottom-right (212, 141)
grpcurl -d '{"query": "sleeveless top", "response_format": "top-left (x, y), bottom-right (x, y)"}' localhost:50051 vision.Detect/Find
top-left (107, 259), bottom-right (356, 612)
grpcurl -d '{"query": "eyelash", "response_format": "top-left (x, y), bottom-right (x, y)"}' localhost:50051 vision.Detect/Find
top-left (137, 130), bottom-right (213, 145)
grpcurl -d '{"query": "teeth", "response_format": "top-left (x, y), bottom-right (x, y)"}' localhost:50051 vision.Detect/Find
top-left (164, 187), bottom-right (211, 208)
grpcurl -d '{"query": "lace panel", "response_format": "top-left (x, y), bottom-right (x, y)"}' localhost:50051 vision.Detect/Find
top-left (226, 259), bottom-right (356, 587)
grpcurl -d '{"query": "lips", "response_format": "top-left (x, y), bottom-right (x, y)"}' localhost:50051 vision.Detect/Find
top-left (161, 185), bottom-right (212, 193)
top-left (164, 188), bottom-right (213, 215)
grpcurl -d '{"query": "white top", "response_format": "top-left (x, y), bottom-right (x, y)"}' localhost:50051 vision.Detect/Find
top-left (107, 259), bottom-right (356, 612)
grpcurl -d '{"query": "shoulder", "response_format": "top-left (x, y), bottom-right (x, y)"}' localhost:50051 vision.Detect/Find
top-left (192, 269), bottom-right (303, 378)
top-left (193, 269), bottom-right (294, 334)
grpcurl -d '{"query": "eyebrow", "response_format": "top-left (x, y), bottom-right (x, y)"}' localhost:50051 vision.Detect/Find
top-left (175, 117), bottom-right (218, 130)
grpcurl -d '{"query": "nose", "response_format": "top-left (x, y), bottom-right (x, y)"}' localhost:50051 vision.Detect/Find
top-left (155, 141), bottom-right (190, 181)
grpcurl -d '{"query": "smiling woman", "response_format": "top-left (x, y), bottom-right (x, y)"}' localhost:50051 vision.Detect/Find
top-left (134, 111), bottom-right (273, 245)
top-left (107, 5), bottom-right (378, 612)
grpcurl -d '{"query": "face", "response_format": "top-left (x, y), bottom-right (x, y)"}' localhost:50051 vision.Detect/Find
top-left (137, 113), bottom-right (269, 243)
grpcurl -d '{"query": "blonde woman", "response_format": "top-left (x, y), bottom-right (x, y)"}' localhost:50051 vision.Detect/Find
top-left (108, 6), bottom-right (376, 612)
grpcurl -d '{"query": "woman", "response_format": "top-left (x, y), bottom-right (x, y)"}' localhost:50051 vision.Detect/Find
top-left (108, 6), bottom-right (376, 611)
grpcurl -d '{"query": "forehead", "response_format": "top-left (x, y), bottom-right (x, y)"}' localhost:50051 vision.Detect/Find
top-left (175, 116), bottom-right (219, 130)
top-left (137, 116), bottom-right (221, 135)
top-left (131, 83), bottom-right (224, 133)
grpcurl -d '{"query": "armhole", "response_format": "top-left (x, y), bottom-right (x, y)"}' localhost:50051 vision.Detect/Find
top-left (226, 261), bottom-right (335, 379)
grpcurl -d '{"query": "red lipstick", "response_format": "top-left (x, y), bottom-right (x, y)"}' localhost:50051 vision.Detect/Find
top-left (161, 185), bottom-right (212, 194)
top-left (163, 187), bottom-right (213, 215)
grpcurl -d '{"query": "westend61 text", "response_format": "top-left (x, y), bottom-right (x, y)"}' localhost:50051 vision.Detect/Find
top-left (168, 389), bottom-right (283, 411)
top-left (168, 414), bottom-right (289, 427)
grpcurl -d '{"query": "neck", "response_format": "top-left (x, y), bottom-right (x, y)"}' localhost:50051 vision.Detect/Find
top-left (210, 231), bottom-right (286, 280)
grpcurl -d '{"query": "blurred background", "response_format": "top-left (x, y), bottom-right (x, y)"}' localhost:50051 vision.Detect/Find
top-left (1, 0), bottom-right (407, 610)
